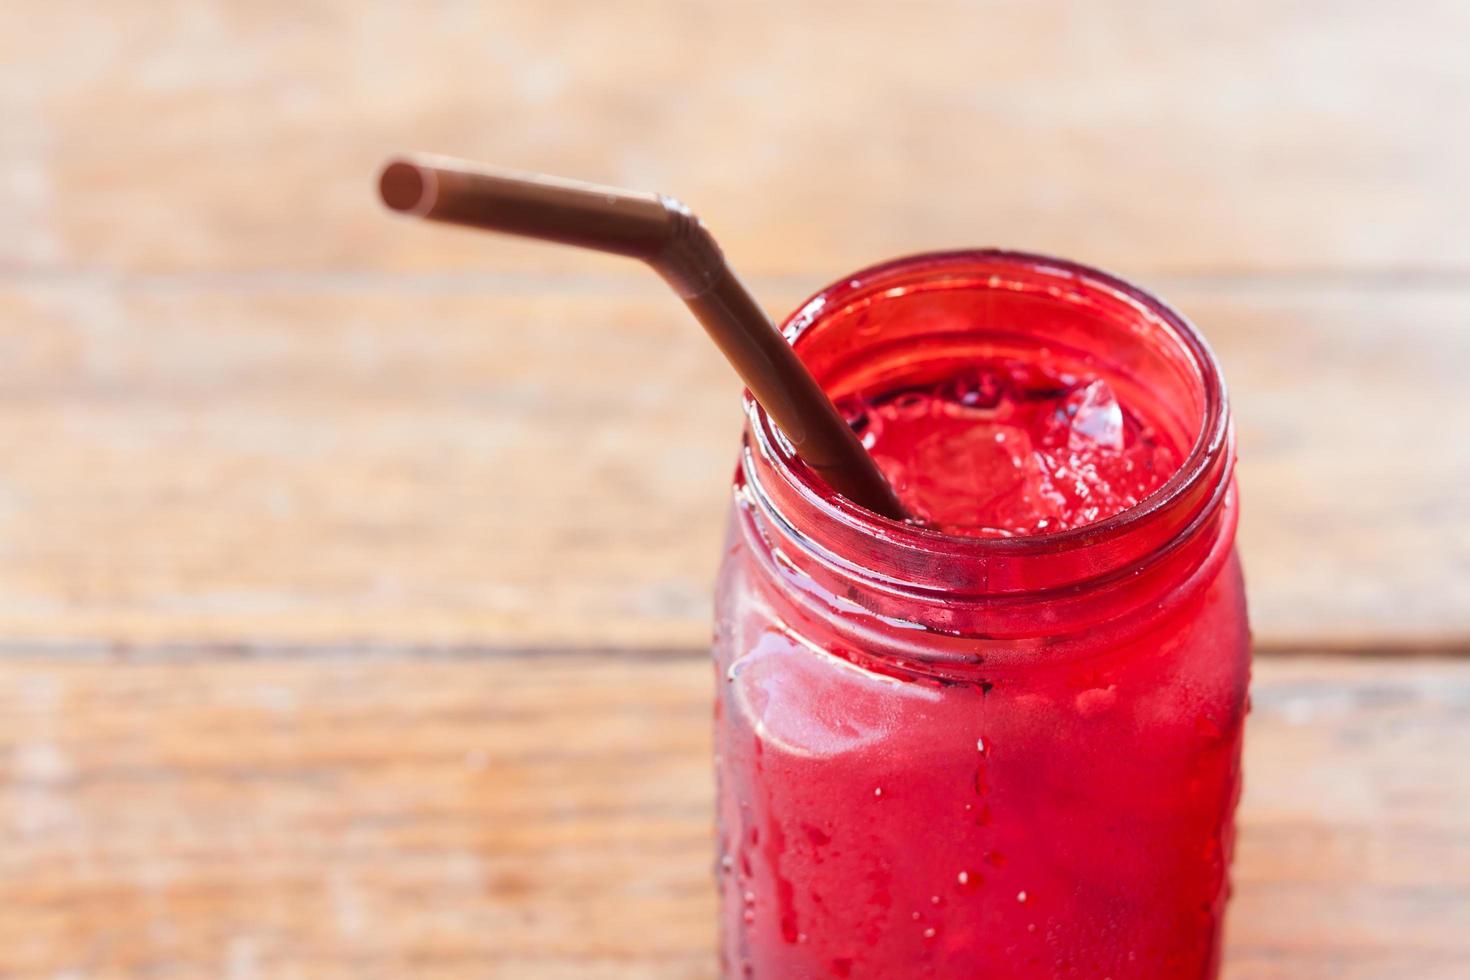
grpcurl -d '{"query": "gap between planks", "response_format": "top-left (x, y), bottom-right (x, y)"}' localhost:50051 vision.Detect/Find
top-left (0, 639), bottom-right (1465, 663)
top-left (5, 268), bottom-right (1470, 296)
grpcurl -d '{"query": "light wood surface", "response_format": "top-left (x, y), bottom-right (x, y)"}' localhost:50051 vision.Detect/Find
top-left (2, 1), bottom-right (1468, 280)
top-left (1, 652), bottom-right (1465, 980)
top-left (0, 1), bottom-right (1466, 977)
top-left (0, 1), bottom-right (1466, 651)
top-left (0, 282), bottom-right (1464, 650)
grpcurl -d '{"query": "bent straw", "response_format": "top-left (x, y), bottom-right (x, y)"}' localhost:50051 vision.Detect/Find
top-left (378, 155), bottom-right (907, 520)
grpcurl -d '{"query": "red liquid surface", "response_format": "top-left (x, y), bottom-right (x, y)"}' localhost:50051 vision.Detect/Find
top-left (835, 360), bottom-right (1182, 536)
top-left (716, 358), bottom-right (1247, 977)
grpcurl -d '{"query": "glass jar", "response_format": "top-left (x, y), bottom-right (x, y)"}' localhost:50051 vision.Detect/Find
top-left (712, 251), bottom-right (1248, 979)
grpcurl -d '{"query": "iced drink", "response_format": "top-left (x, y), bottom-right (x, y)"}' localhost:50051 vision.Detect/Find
top-left (713, 251), bottom-right (1248, 978)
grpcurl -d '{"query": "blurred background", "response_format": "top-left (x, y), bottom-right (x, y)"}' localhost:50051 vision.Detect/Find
top-left (0, 2), bottom-right (1466, 978)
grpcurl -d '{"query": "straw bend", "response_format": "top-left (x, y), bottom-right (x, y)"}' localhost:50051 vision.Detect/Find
top-left (378, 155), bottom-right (908, 520)
top-left (380, 156), bottom-right (723, 300)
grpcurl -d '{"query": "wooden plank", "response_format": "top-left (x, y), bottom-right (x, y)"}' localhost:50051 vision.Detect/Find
top-left (0, 281), bottom-right (1464, 649)
top-left (1206, 283), bottom-right (1470, 651)
top-left (0, 283), bottom-right (740, 649)
top-left (0, 651), bottom-right (1464, 978)
top-left (1226, 656), bottom-right (1470, 980)
top-left (1, 1), bottom-right (1467, 279)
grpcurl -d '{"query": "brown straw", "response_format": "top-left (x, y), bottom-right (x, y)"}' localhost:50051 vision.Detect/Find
top-left (378, 154), bottom-right (907, 520)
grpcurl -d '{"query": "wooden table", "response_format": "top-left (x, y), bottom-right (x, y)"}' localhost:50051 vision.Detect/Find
top-left (1, 2), bottom-right (1466, 977)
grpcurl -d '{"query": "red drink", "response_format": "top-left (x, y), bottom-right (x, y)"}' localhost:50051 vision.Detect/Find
top-left (713, 252), bottom-right (1247, 978)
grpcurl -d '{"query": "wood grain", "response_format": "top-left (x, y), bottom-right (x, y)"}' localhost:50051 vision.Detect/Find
top-left (0, 650), bottom-right (1464, 979)
top-left (0, 3), bottom-right (1464, 976)
top-left (0, 280), bottom-right (1464, 649)
top-left (0, 1), bottom-right (1467, 280)
top-left (0, 0), bottom-right (1464, 651)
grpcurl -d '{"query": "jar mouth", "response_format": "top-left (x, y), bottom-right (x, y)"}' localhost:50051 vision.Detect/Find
top-left (743, 249), bottom-right (1234, 598)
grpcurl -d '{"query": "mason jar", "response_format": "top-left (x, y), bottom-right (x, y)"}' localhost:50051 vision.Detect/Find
top-left (713, 251), bottom-right (1248, 979)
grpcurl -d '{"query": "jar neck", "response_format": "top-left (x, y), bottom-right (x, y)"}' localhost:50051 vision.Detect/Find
top-left (737, 250), bottom-right (1237, 675)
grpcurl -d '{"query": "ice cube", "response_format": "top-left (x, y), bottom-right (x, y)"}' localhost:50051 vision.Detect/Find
top-left (728, 631), bottom-right (940, 758)
top-left (946, 367), bottom-right (1006, 412)
top-left (1065, 380), bottom-right (1124, 451)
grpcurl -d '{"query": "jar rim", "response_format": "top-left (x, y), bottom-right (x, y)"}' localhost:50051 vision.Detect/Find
top-left (744, 249), bottom-right (1232, 575)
